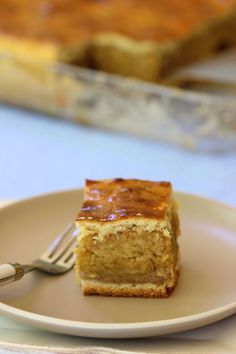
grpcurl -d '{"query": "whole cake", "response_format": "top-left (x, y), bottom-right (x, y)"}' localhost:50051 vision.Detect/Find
top-left (1, 0), bottom-right (236, 81)
top-left (75, 178), bottom-right (180, 298)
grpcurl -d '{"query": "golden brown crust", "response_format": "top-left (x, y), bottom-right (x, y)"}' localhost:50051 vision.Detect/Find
top-left (76, 178), bottom-right (172, 222)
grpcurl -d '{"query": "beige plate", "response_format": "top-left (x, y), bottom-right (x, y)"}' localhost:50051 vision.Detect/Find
top-left (0, 189), bottom-right (235, 339)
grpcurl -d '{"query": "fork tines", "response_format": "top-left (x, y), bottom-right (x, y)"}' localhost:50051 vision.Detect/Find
top-left (41, 223), bottom-right (78, 267)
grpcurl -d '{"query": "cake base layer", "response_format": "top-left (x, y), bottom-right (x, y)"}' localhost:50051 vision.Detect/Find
top-left (80, 273), bottom-right (179, 298)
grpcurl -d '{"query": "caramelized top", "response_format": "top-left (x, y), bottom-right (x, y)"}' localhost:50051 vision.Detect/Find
top-left (77, 178), bottom-right (172, 222)
top-left (0, 0), bottom-right (235, 45)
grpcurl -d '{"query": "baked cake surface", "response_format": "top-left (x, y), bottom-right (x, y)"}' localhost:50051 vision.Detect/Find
top-left (1, 0), bottom-right (236, 79)
top-left (1, 0), bottom-right (235, 44)
top-left (75, 178), bottom-right (180, 298)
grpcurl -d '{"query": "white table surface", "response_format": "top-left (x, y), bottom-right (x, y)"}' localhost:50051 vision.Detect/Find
top-left (0, 105), bottom-right (236, 206)
top-left (0, 105), bottom-right (236, 353)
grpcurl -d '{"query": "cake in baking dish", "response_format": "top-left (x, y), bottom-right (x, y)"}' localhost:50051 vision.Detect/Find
top-left (1, 0), bottom-right (236, 81)
top-left (75, 178), bottom-right (180, 298)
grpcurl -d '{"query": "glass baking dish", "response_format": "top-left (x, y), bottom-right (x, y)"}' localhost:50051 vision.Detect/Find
top-left (0, 52), bottom-right (236, 152)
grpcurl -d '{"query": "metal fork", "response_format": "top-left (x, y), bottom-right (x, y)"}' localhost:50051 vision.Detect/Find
top-left (0, 223), bottom-right (78, 287)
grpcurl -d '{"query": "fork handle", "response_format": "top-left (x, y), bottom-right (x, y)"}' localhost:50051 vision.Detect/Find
top-left (0, 263), bottom-right (33, 287)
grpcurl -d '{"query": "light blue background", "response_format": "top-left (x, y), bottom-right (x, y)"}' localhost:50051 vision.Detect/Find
top-left (0, 104), bottom-right (235, 205)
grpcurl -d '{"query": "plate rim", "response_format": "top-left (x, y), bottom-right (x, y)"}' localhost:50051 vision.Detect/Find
top-left (0, 295), bottom-right (235, 328)
top-left (0, 189), bottom-right (236, 337)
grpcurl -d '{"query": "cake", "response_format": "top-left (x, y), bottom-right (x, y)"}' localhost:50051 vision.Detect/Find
top-left (75, 178), bottom-right (180, 298)
top-left (1, 0), bottom-right (236, 81)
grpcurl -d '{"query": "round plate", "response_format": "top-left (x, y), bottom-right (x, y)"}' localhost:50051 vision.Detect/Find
top-left (0, 189), bottom-right (235, 338)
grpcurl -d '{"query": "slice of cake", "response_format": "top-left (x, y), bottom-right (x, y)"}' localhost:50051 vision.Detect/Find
top-left (75, 178), bottom-right (180, 298)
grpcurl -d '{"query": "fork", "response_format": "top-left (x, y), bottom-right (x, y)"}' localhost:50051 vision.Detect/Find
top-left (0, 223), bottom-right (78, 287)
